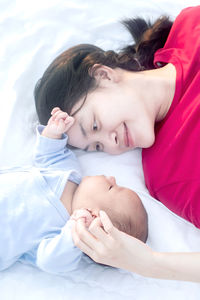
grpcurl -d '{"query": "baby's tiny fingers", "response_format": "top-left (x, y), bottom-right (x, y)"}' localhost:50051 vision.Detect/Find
top-left (51, 107), bottom-right (60, 115)
top-left (54, 111), bottom-right (69, 121)
top-left (51, 108), bottom-right (63, 121)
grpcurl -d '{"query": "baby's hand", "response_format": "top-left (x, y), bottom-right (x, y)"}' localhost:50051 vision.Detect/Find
top-left (42, 107), bottom-right (74, 139)
top-left (71, 209), bottom-right (95, 228)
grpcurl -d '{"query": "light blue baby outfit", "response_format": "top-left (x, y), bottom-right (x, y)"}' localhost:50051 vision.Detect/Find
top-left (0, 125), bottom-right (82, 275)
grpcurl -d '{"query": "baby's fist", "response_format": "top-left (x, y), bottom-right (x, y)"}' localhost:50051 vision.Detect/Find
top-left (71, 209), bottom-right (95, 228)
top-left (42, 107), bottom-right (74, 139)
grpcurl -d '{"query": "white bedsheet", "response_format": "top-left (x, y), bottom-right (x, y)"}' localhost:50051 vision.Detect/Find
top-left (1, 0), bottom-right (200, 299)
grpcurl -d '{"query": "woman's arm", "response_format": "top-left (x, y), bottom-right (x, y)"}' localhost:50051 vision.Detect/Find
top-left (153, 251), bottom-right (200, 282)
top-left (72, 211), bottom-right (200, 282)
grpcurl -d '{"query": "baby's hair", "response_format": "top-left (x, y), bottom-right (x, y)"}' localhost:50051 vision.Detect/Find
top-left (104, 197), bottom-right (148, 243)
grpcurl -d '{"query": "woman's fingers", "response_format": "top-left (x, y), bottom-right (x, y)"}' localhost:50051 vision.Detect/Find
top-left (72, 218), bottom-right (106, 259)
top-left (74, 218), bottom-right (98, 245)
top-left (99, 210), bottom-right (119, 238)
top-left (71, 218), bottom-right (107, 263)
top-left (72, 211), bottom-right (154, 273)
top-left (71, 219), bottom-right (94, 257)
top-left (89, 216), bottom-right (112, 243)
top-left (72, 215), bottom-right (123, 265)
top-left (73, 213), bottom-right (119, 250)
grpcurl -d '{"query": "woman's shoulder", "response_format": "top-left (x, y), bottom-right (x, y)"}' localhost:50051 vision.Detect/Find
top-left (175, 5), bottom-right (200, 27)
top-left (179, 5), bottom-right (200, 16)
top-left (155, 5), bottom-right (200, 60)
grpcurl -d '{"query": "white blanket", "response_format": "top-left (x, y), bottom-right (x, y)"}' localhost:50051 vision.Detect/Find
top-left (1, 1), bottom-right (200, 299)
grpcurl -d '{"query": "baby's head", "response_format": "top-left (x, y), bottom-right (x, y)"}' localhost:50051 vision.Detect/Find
top-left (72, 175), bottom-right (148, 242)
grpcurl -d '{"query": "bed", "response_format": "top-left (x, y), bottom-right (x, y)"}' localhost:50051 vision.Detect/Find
top-left (1, 0), bottom-right (200, 299)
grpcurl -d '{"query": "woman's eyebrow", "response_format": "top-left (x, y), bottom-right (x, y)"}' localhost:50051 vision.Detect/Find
top-left (79, 122), bottom-right (89, 151)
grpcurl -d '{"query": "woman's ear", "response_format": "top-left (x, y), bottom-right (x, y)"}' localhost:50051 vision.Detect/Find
top-left (89, 64), bottom-right (120, 87)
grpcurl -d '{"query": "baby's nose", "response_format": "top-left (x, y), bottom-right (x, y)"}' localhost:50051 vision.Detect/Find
top-left (106, 176), bottom-right (116, 186)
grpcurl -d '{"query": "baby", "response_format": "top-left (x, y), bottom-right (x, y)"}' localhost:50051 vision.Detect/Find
top-left (0, 108), bottom-right (148, 275)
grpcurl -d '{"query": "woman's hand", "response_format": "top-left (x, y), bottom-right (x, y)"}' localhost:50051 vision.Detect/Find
top-left (71, 210), bottom-right (155, 277)
top-left (72, 211), bottom-right (200, 282)
top-left (42, 107), bottom-right (74, 139)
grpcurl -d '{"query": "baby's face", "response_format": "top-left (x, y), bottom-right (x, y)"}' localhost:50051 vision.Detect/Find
top-left (72, 175), bottom-right (139, 222)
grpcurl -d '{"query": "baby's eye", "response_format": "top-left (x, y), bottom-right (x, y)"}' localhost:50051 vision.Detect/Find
top-left (95, 143), bottom-right (102, 152)
top-left (93, 120), bottom-right (98, 131)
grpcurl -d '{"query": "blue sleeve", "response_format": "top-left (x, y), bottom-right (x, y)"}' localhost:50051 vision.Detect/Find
top-left (33, 125), bottom-right (81, 176)
top-left (33, 220), bottom-right (82, 275)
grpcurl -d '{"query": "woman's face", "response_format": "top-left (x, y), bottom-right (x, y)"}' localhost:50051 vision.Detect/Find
top-left (67, 69), bottom-right (155, 154)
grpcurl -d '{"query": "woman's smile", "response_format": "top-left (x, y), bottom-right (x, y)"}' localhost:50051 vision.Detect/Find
top-left (124, 122), bottom-right (134, 148)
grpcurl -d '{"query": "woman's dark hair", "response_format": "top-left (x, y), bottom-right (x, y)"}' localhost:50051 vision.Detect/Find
top-left (34, 16), bottom-right (173, 125)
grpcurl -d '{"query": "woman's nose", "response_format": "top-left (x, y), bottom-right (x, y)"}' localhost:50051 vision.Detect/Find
top-left (106, 176), bottom-right (116, 186)
top-left (93, 129), bottom-right (119, 154)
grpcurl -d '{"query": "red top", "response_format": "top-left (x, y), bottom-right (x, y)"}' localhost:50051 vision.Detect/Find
top-left (142, 6), bottom-right (200, 228)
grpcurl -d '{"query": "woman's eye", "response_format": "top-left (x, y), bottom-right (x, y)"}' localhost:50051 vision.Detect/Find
top-left (109, 186), bottom-right (113, 190)
top-left (93, 121), bottom-right (98, 131)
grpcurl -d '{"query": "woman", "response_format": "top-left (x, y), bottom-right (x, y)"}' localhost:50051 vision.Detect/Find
top-left (34, 6), bottom-right (200, 282)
